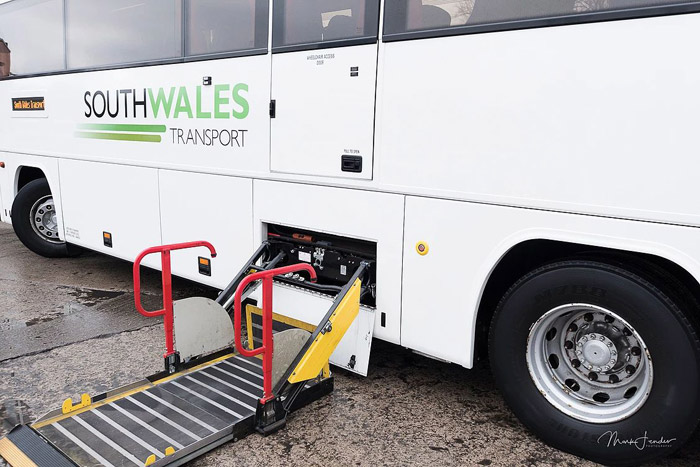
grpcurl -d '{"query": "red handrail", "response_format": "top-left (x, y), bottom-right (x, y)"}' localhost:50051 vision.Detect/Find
top-left (233, 264), bottom-right (317, 403)
top-left (133, 241), bottom-right (217, 358)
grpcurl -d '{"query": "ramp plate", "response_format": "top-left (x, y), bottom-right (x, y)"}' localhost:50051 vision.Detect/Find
top-left (4, 355), bottom-right (266, 467)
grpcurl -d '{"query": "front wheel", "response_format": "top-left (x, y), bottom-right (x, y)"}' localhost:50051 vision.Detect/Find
top-left (11, 178), bottom-right (79, 258)
top-left (489, 260), bottom-right (700, 465)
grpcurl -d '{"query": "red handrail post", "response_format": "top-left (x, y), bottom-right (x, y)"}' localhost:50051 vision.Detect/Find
top-left (262, 276), bottom-right (274, 401)
top-left (233, 263), bottom-right (317, 403)
top-left (161, 249), bottom-right (174, 358)
top-left (133, 241), bottom-right (217, 367)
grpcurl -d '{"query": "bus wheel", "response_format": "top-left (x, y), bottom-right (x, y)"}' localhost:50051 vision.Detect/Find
top-left (11, 179), bottom-right (78, 258)
top-left (489, 260), bottom-right (700, 466)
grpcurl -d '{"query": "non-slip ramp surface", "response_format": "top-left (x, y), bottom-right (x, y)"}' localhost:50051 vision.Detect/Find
top-left (35, 355), bottom-right (265, 467)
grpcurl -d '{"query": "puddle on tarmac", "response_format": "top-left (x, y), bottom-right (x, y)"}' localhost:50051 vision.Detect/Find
top-left (0, 288), bottom-right (126, 331)
top-left (0, 400), bottom-right (33, 434)
top-left (61, 286), bottom-right (125, 307)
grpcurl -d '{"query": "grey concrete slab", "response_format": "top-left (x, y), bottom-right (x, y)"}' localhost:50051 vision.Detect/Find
top-left (0, 294), bottom-right (163, 361)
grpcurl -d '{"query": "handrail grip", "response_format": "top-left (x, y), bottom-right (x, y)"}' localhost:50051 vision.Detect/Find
top-left (233, 263), bottom-right (317, 402)
top-left (133, 241), bottom-right (217, 359)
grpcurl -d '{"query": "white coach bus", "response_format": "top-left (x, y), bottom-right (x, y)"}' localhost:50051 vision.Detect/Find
top-left (2, 0), bottom-right (700, 464)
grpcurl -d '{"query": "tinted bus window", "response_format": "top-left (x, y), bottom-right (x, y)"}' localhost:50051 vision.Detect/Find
top-left (384, 0), bottom-right (700, 36)
top-left (186, 0), bottom-right (269, 56)
top-left (0, 0), bottom-right (65, 77)
top-left (66, 0), bottom-right (182, 69)
top-left (273, 0), bottom-right (380, 49)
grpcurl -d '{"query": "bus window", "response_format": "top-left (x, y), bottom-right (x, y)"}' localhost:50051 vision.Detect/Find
top-left (384, 0), bottom-right (700, 36)
top-left (0, 0), bottom-right (65, 76)
top-left (0, 39), bottom-right (9, 78)
top-left (185, 0), bottom-right (269, 56)
top-left (65, 0), bottom-right (182, 69)
top-left (273, 0), bottom-right (380, 49)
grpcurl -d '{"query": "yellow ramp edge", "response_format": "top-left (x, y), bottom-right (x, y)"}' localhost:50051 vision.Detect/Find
top-left (0, 437), bottom-right (38, 467)
top-left (288, 278), bottom-right (361, 384)
top-left (247, 304), bottom-right (331, 378)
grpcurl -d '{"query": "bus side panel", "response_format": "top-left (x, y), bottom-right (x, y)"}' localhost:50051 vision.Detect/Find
top-left (253, 180), bottom-right (404, 344)
top-left (403, 196), bottom-right (700, 368)
top-left (59, 159), bottom-right (161, 266)
top-left (0, 56), bottom-right (271, 177)
top-left (159, 170), bottom-right (254, 289)
top-left (378, 13), bottom-right (700, 227)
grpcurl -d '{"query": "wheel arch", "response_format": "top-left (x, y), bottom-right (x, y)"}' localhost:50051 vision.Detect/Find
top-left (472, 231), bottom-right (700, 365)
top-left (15, 165), bottom-right (47, 195)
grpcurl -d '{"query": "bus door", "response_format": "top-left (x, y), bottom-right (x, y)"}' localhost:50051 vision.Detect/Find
top-left (270, 0), bottom-right (380, 180)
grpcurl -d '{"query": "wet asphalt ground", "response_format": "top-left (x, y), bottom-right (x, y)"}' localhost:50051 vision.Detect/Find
top-left (1, 221), bottom-right (700, 466)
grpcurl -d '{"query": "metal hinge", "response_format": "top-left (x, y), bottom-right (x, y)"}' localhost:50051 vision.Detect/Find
top-left (269, 99), bottom-right (276, 118)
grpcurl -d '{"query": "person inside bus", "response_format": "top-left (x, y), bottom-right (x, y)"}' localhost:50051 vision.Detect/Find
top-left (0, 38), bottom-right (10, 78)
top-left (468, 0), bottom-right (577, 24)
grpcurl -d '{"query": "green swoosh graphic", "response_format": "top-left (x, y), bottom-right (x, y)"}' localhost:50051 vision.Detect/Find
top-left (75, 131), bottom-right (162, 143)
top-left (76, 123), bottom-right (167, 133)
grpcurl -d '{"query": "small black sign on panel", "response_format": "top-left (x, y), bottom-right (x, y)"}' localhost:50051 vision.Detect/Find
top-left (350, 66), bottom-right (359, 77)
top-left (12, 97), bottom-right (45, 111)
top-left (198, 257), bottom-right (212, 276)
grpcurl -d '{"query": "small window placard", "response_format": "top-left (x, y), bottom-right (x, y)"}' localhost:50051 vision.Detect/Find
top-left (11, 95), bottom-right (48, 118)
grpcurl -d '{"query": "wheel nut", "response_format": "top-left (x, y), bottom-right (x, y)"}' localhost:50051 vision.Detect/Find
top-left (589, 372), bottom-right (599, 381)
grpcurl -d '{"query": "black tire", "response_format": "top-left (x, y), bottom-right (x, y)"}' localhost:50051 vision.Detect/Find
top-left (11, 178), bottom-right (80, 258)
top-left (489, 260), bottom-right (700, 466)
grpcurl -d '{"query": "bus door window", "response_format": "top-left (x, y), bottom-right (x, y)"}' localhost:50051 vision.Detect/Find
top-left (274, 0), bottom-right (380, 48)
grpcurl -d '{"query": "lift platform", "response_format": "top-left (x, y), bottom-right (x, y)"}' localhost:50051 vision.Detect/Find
top-left (0, 240), bottom-right (373, 467)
